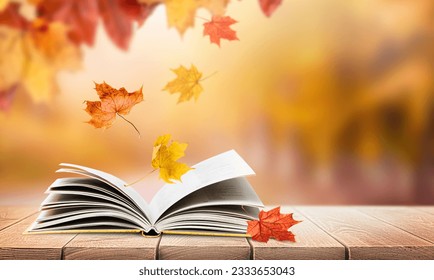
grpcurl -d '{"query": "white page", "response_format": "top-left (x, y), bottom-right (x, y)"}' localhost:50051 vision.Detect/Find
top-left (149, 150), bottom-right (256, 222)
top-left (58, 163), bottom-right (151, 219)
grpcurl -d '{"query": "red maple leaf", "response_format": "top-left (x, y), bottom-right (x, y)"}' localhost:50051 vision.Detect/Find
top-left (36, 0), bottom-right (99, 46)
top-left (247, 206), bottom-right (301, 242)
top-left (35, 0), bottom-right (155, 50)
top-left (203, 15), bottom-right (238, 47)
top-left (0, 2), bottom-right (29, 30)
top-left (258, 0), bottom-right (283, 17)
top-left (98, 0), bottom-right (155, 50)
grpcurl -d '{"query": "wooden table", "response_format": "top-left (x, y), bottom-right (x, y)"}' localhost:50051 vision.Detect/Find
top-left (0, 206), bottom-right (433, 260)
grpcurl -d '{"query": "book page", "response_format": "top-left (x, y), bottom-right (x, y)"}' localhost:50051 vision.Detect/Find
top-left (149, 150), bottom-right (256, 223)
top-left (58, 163), bottom-right (152, 220)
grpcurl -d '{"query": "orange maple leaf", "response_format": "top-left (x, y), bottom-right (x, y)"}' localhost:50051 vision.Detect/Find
top-left (203, 15), bottom-right (238, 47)
top-left (84, 82), bottom-right (143, 135)
top-left (247, 206), bottom-right (301, 242)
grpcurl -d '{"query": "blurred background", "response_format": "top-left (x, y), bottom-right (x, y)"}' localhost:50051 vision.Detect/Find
top-left (0, 0), bottom-right (433, 205)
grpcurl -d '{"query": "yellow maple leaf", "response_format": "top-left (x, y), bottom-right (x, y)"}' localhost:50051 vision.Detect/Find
top-left (30, 19), bottom-right (81, 71)
top-left (0, 20), bottom-right (81, 104)
top-left (163, 64), bottom-right (203, 103)
top-left (152, 134), bottom-right (192, 184)
top-left (0, 27), bottom-right (25, 92)
top-left (139, 0), bottom-right (229, 35)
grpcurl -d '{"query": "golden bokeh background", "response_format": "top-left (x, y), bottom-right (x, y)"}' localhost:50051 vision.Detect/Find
top-left (1, 0), bottom-right (433, 205)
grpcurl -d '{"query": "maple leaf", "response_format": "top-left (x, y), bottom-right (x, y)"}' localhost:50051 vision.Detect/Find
top-left (36, 0), bottom-right (99, 46)
top-left (203, 15), bottom-right (238, 47)
top-left (0, 2), bottom-right (28, 29)
top-left (151, 134), bottom-right (192, 183)
top-left (29, 18), bottom-right (81, 70)
top-left (98, 0), bottom-right (155, 50)
top-left (140, 0), bottom-right (229, 35)
top-left (163, 64), bottom-right (204, 103)
top-left (84, 82), bottom-right (143, 135)
top-left (36, 0), bottom-right (155, 50)
top-left (259, 0), bottom-right (283, 17)
top-left (247, 206), bottom-right (301, 242)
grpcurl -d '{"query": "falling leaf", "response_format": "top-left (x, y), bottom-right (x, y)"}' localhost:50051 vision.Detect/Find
top-left (152, 134), bottom-right (192, 183)
top-left (163, 64), bottom-right (203, 103)
top-left (203, 15), bottom-right (238, 47)
top-left (139, 0), bottom-right (229, 35)
top-left (84, 82), bottom-right (143, 134)
top-left (247, 206), bottom-right (301, 242)
top-left (259, 0), bottom-right (282, 17)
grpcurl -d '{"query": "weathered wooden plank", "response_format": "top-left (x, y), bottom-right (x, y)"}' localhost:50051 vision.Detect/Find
top-left (64, 233), bottom-right (160, 260)
top-left (0, 206), bottom-right (38, 231)
top-left (0, 213), bottom-right (76, 260)
top-left (359, 207), bottom-right (434, 243)
top-left (250, 206), bottom-right (345, 260)
top-left (159, 234), bottom-right (251, 260)
top-left (413, 207), bottom-right (434, 216)
top-left (297, 206), bottom-right (434, 260)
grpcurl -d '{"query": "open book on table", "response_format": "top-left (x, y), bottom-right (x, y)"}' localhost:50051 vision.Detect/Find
top-left (26, 150), bottom-right (264, 237)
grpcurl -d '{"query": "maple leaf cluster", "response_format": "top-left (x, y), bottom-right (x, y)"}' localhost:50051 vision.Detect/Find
top-left (84, 79), bottom-right (197, 183)
top-left (0, 0), bottom-right (284, 111)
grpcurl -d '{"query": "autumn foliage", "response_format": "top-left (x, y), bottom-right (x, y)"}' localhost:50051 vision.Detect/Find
top-left (247, 207), bottom-right (300, 242)
top-left (84, 82), bottom-right (143, 134)
top-left (0, 0), bottom-right (282, 111)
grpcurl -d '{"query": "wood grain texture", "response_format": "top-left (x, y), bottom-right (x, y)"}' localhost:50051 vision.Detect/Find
top-left (413, 207), bottom-right (434, 216)
top-left (250, 207), bottom-right (345, 260)
top-left (297, 206), bottom-right (434, 260)
top-left (0, 206), bottom-right (38, 231)
top-left (358, 207), bottom-right (434, 243)
top-left (0, 213), bottom-right (76, 260)
top-left (64, 233), bottom-right (160, 260)
top-left (159, 234), bottom-right (250, 260)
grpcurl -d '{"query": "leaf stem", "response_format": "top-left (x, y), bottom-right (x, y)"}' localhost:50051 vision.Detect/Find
top-left (124, 169), bottom-right (157, 187)
top-left (117, 113), bottom-right (141, 137)
top-left (200, 71), bottom-right (218, 82)
top-left (195, 16), bottom-right (209, 21)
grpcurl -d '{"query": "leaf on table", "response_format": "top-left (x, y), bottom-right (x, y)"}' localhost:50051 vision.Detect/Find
top-left (139, 0), bottom-right (229, 35)
top-left (203, 15), bottom-right (238, 47)
top-left (163, 64), bottom-right (203, 103)
top-left (84, 82), bottom-right (143, 134)
top-left (247, 206), bottom-right (301, 242)
top-left (152, 134), bottom-right (192, 184)
top-left (258, 0), bottom-right (282, 17)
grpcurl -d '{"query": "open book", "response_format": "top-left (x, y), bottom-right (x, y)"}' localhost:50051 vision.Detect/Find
top-left (27, 150), bottom-right (264, 236)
